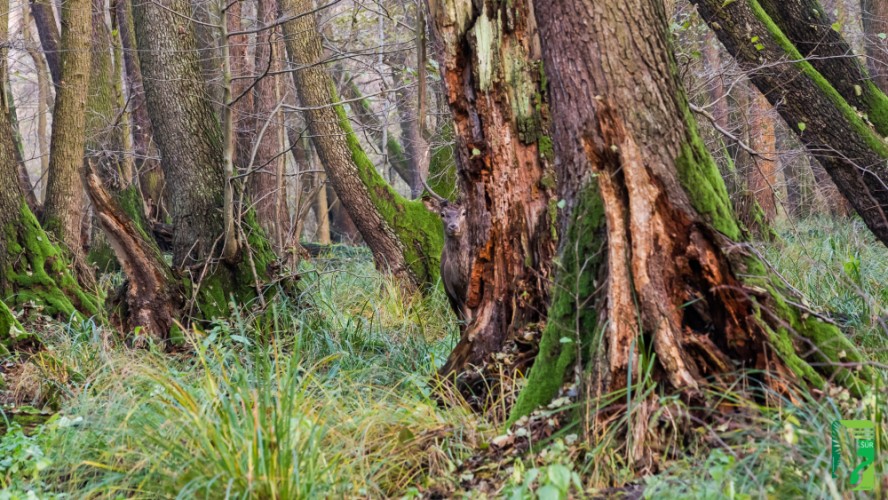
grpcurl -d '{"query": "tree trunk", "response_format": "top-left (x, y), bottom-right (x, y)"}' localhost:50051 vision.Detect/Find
top-left (132, 0), bottom-right (280, 319)
top-left (428, 1), bottom-right (557, 373)
top-left (87, 0), bottom-right (126, 187)
top-left (392, 60), bottom-right (430, 199)
top-left (131, 0), bottom-right (226, 267)
top-left (21, 1), bottom-right (52, 193)
top-left (82, 166), bottom-right (182, 341)
top-left (29, 0), bottom-right (61, 86)
top-left (511, 0), bottom-right (871, 448)
top-left (863, 0), bottom-right (888, 92)
top-left (693, 0), bottom-right (888, 246)
top-left (338, 70), bottom-right (415, 190)
top-left (250, 0), bottom-right (286, 247)
top-left (279, 0), bottom-right (442, 292)
top-left (115, 0), bottom-right (164, 219)
top-left (42, 0), bottom-right (91, 260)
top-left (745, 92), bottom-right (779, 223)
top-left (227, 1), bottom-right (254, 172)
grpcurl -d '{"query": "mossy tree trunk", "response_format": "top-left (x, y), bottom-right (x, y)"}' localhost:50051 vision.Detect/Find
top-left (0, 74), bottom-right (96, 347)
top-left (693, 0), bottom-right (888, 246)
top-left (41, 0), bottom-right (91, 263)
top-left (279, 0), bottom-right (442, 292)
top-left (132, 0), bottom-right (279, 319)
top-left (337, 69), bottom-right (415, 191)
top-left (511, 0), bottom-right (872, 451)
top-left (428, 1), bottom-right (557, 373)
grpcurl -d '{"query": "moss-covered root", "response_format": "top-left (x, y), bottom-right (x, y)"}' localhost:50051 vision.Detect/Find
top-left (508, 184), bottom-right (607, 424)
top-left (0, 300), bottom-right (31, 355)
top-left (188, 209), bottom-right (286, 321)
top-left (2, 202), bottom-right (97, 319)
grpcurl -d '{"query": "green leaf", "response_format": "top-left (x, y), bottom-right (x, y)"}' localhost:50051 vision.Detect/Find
top-left (559, 337), bottom-right (573, 344)
top-left (754, 43), bottom-right (765, 51)
top-left (831, 22), bottom-right (842, 32)
top-left (855, 84), bottom-right (863, 96)
top-left (750, 36), bottom-right (760, 43)
top-left (537, 485), bottom-right (562, 500)
top-left (879, 33), bottom-right (887, 40)
top-left (797, 122), bottom-right (806, 132)
top-left (556, 199), bottom-right (567, 209)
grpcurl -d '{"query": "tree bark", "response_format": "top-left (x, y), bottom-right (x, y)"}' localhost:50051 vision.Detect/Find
top-left (82, 165), bottom-right (182, 340)
top-left (42, 0), bottom-right (92, 260)
top-left (511, 0), bottom-right (871, 443)
top-left (115, 0), bottom-right (164, 219)
top-left (745, 92), bottom-right (779, 223)
top-left (279, 0), bottom-right (442, 291)
top-left (21, 1), bottom-right (52, 191)
top-left (250, 0), bottom-right (286, 247)
top-left (132, 0), bottom-right (282, 319)
top-left (131, 0), bottom-right (226, 267)
top-left (428, 1), bottom-right (557, 373)
top-left (338, 71), bottom-right (415, 190)
top-left (693, 0), bottom-right (888, 246)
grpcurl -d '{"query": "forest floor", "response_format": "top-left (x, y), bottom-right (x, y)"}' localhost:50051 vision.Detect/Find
top-left (1, 216), bottom-right (886, 498)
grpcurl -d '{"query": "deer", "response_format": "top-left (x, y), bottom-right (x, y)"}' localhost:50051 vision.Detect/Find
top-left (422, 179), bottom-right (470, 320)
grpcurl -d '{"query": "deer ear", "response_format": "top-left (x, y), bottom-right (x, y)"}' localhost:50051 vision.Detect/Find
top-left (422, 196), bottom-right (441, 213)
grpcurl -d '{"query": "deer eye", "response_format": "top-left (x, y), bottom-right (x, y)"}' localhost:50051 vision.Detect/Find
top-left (461, 209), bottom-right (466, 216)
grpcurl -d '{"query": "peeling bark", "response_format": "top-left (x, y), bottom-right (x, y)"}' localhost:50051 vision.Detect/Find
top-left (429, 0), bottom-right (557, 373)
top-left (82, 166), bottom-right (182, 340)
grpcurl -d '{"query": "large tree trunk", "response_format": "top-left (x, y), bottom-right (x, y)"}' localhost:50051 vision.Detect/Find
top-left (428, 1), bottom-right (557, 373)
top-left (132, 0), bottom-right (280, 319)
top-left (692, 0), bottom-right (888, 246)
top-left (279, 0), bottom-right (442, 291)
top-left (131, 0), bottom-right (226, 267)
top-left (511, 0), bottom-right (871, 449)
top-left (863, 0), bottom-right (888, 92)
top-left (42, 0), bottom-right (91, 260)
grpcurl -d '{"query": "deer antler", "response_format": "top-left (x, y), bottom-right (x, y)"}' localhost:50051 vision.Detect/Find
top-left (421, 176), bottom-right (448, 204)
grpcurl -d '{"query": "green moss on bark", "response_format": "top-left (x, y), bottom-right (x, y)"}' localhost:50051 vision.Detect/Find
top-left (189, 209), bottom-right (283, 320)
top-left (333, 90), bottom-right (444, 288)
top-left (2, 203), bottom-right (97, 318)
top-left (675, 109), bottom-right (743, 241)
top-left (509, 183), bottom-right (606, 423)
top-left (747, 0), bottom-right (888, 157)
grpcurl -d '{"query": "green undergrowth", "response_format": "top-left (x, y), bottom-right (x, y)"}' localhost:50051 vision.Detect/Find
top-left (0, 257), bottom-right (489, 498)
top-left (1, 216), bottom-right (886, 498)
